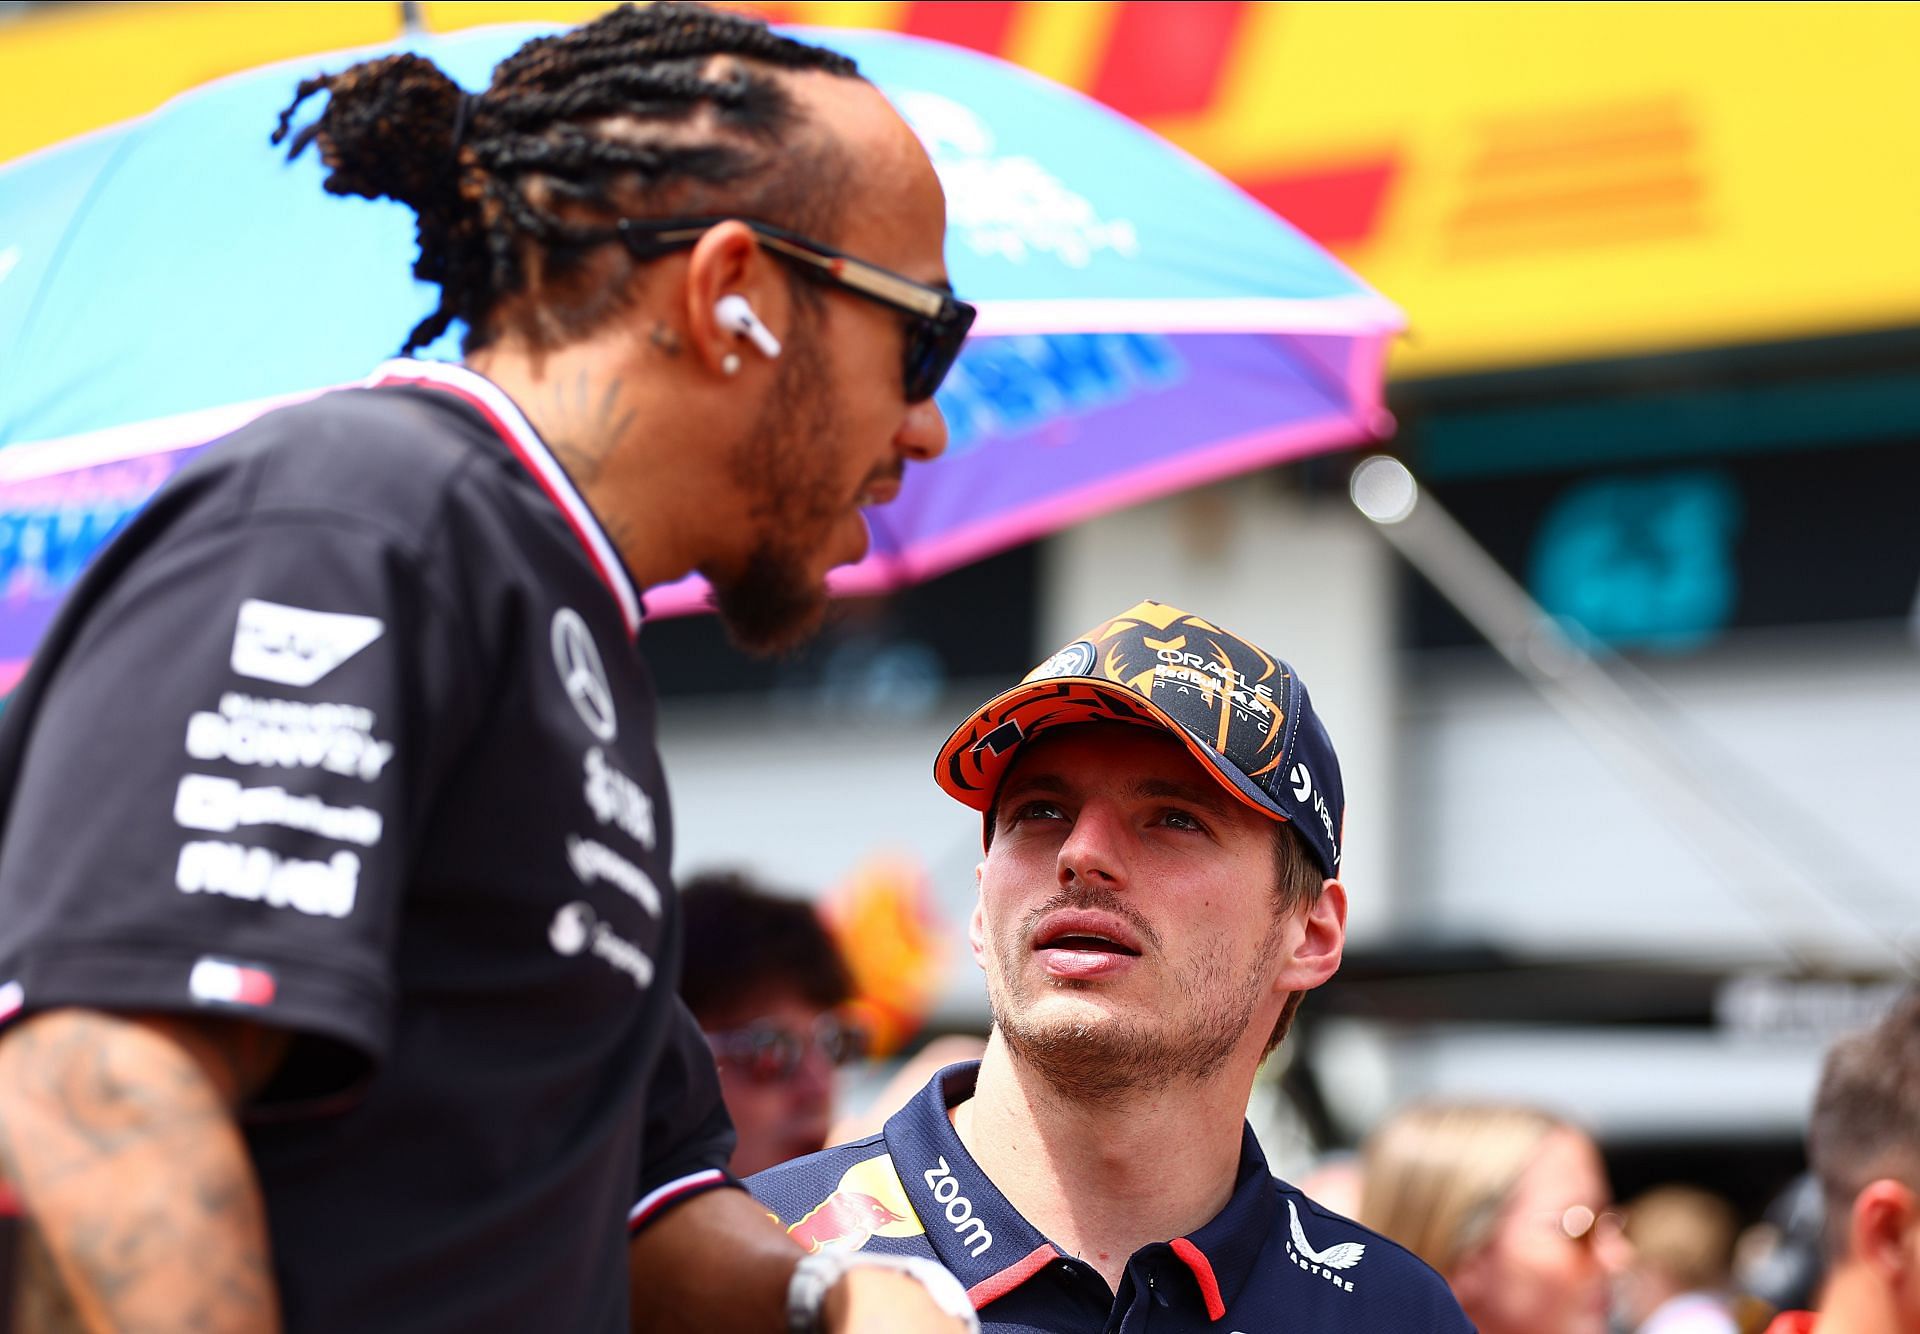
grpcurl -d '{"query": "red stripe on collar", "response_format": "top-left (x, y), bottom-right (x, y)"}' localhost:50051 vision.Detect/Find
top-left (1170, 1238), bottom-right (1227, 1321)
top-left (367, 360), bottom-right (642, 636)
top-left (965, 1243), bottom-right (1059, 1311)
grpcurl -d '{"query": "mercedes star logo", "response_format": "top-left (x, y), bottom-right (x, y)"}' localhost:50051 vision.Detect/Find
top-left (551, 608), bottom-right (617, 742)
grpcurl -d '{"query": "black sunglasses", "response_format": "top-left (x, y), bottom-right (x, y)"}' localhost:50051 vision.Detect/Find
top-left (705, 1014), bottom-right (870, 1084)
top-left (615, 216), bottom-right (977, 403)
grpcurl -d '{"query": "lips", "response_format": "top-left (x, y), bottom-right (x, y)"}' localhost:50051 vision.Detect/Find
top-left (857, 469), bottom-right (904, 508)
top-left (1032, 910), bottom-right (1143, 957)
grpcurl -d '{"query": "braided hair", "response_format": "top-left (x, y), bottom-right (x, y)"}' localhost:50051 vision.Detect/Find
top-left (272, 2), bottom-right (863, 354)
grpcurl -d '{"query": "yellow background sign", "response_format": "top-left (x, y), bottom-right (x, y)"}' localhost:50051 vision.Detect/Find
top-left (5, 2), bottom-right (1916, 376)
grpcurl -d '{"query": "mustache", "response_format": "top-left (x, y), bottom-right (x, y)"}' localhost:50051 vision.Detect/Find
top-left (1020, 885), bottom-right (1161, 954)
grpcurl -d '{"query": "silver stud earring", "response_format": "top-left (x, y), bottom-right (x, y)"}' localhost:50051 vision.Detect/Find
top-left (721, 353), bottom-right (742, 376)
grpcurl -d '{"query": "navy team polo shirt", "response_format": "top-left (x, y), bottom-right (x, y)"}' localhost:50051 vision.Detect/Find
top-left (750, 1063), bottom-right (1471, 1332)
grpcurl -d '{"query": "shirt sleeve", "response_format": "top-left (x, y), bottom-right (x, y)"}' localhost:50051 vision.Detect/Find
top-left (0, 505), bottom-right (473, 1104)
top-left (628, 998), bottom-right (740, 1233)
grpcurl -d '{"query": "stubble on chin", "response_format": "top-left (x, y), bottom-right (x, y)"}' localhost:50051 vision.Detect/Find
top-left (985, 919), bottom-right (1281, 1103)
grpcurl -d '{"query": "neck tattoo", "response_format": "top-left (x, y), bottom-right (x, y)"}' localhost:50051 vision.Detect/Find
top-left (542, 371), bottom-right (637, 489)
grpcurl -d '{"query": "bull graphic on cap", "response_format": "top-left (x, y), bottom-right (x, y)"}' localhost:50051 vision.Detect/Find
top-left (934, 599), bottom-right (1345, 877)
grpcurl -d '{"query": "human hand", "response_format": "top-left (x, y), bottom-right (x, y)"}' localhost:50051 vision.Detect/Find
top-left (814, 1253), bottom-right (977, 1334)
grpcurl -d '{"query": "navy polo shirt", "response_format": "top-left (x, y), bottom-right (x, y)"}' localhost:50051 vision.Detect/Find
top-left (750, 1063), bottom-right (1470, 1332)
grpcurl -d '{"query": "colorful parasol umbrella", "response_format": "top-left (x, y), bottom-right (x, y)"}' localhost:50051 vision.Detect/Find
top-left (0, 22), bottom-right (1402, 688)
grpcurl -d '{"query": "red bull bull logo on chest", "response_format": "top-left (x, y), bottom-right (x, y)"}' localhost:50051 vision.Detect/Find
top-left (784, 1154), bottom-right (926, 1254)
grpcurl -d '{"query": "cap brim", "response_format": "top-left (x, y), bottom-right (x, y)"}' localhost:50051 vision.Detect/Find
top-left (933, 676), bottom-right (1290, 829)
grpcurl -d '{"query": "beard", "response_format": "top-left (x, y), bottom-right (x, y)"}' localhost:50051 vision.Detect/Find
top-left (709, 541), bottom-right (831, 657)
top-left (708, 323), bottom-right (846, 656)
top-left (985, 883), bottom-right (1286, 1102)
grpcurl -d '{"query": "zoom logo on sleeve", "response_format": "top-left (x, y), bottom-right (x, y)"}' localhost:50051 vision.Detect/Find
top-left (231, 599), bottom-right (384, 688)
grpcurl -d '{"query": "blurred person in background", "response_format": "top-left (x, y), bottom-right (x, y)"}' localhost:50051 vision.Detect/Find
top-left (1296, 1152), bottom-right (1367, 1220)
top-left (680, 871), bottom-right (866, 1178)
top-left (1737, 1175), bottom-right (1828, 1330)
top-left (1359, 1101), bottom-right (1632, 1334)
top-left (751, 600), bottom-right (1472, 1330)
top-left (1621, 1184), bottom-right (1741, 1334)
top-left (1764, 989), bottom-right (1920, 1334)
top-left (0, 4), bottom-right (975, 1331)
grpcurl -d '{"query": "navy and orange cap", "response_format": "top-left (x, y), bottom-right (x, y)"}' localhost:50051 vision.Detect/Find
top-left (933, 599), bottom-right (1345, 879)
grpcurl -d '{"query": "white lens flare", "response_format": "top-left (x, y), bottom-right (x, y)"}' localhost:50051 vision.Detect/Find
top-left (1350, 455), bottom-right (1419, 525)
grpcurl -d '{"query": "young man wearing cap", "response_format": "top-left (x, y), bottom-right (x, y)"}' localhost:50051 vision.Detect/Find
top-left (750, 600), bottom-right (1471, 1330)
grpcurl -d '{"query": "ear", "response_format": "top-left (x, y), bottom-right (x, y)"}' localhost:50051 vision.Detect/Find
top-left (681, 220), bottom-right (790, 378)
top-left (1851, 1178), bottom-right (1920, 1278)
top-left (968, 863), bottom-right (988, 971)
top-left (1273, 878), bottom-right (1347, 996)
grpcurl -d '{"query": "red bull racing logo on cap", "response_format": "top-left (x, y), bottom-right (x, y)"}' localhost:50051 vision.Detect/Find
top-left (785, 1155), bottom-right (926, 1254)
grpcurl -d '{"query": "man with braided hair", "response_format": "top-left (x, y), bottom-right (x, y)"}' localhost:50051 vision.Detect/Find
top-left (0, 5), bottom-right (973, 1332)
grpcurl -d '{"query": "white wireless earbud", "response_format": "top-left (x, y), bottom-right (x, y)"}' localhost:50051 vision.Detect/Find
top-left (714, 294), bottom-right (782, 360)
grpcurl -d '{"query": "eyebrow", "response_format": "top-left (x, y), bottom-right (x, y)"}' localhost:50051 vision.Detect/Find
top-left (1000, 773), bottom-right (1232, 814)
top-left (1133, 777), bottom-right (1233, 814)
top-left (999, 773), bottom-right (1067, 801)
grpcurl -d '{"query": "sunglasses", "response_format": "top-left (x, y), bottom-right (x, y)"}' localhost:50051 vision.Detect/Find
top-left (1536, 1205), bottom-right (1625, 1250)
top-left (705, 1014), bottom-right (870, 1085)
top-left (615, 216), bottom-right (977, 403)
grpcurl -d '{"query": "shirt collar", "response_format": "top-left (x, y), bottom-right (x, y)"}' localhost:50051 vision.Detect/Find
top-left (365, 359), bottom-right (644, 638)
top-left (1181, 1125), bottom-right (1281, 1319)
top-left (884, 1060), bottom-right (1279, 1321)
top-left (884, 1062), bottom-right (1062, 1309)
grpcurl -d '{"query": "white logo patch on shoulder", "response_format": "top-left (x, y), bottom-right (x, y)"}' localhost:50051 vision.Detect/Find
top-left (552, 608), bottom-right (617, 742)
top-left (231, 599), bottom-right (384, 688)
top-left (1287, 1200), bottom-right (1365, 1293)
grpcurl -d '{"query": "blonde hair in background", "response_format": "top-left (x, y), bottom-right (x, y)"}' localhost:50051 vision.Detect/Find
top-left (1626, 1184), bottom-right (1737, 1293)
top-left (1358, 1102), bottom-right (1567, 1276)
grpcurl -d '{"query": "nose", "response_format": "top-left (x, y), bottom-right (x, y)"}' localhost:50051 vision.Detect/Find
top-left (896, 394), bottom-right (948, 464)
top-left (1056, 800), bottom-right (1127, 889)
top-left (788, 1041), bottom-right (836, 1110)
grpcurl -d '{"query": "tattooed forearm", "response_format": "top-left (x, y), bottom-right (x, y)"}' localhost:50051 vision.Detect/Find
top-left (0, 1010), bottom-right (284, 1334)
